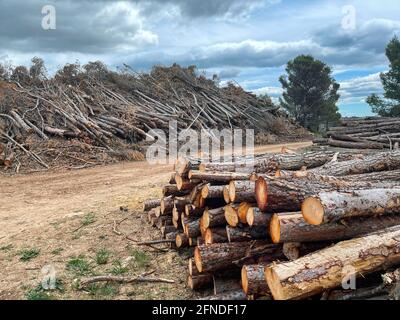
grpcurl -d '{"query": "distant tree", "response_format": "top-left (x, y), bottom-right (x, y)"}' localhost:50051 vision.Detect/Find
top-left (279, 55), bottom-right (341, 132)
top-left (29, 57), bottom-right (47, 81)
top-left (367, 36), bottom-right (400, 116)
top-left (10, 65), bottom-right (31, 84)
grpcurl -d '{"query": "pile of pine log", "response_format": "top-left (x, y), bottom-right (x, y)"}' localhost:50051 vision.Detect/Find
top-left (142, 147), bottom-right (400, 300)
top-left (315, 116), bottom-right (400, 149)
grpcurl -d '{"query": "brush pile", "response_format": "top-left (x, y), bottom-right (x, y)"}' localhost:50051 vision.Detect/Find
top-left (143, 147), bottom-right (400, 300)
top-left (0, 63), bottom-right (309, 173)
top-left (315, 116), bottom-right (400, 150)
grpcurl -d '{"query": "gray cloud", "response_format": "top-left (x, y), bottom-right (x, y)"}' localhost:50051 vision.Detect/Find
top-left (0, 0), bottom-right (158, 54)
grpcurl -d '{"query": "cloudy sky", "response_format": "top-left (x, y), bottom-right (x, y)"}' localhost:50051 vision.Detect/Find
top-left (1, 0), bottom-right (399, 116)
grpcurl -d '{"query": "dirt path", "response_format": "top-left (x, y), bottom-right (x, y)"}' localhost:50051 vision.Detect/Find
top-left (0, 141), bottom-right (311, 300)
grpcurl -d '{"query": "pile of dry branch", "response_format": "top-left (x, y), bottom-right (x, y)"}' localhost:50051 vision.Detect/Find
top-left (0, 64), bottom-right (309, 173)
top-left (143, 147), bottom-right (400, 300)
top-left (315, 116), bottom-right (400, 150)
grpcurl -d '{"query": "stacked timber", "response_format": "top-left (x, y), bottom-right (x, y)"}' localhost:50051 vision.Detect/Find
top-left (316, 116), bottom-right (400, 149)
top-left (142, 147), bottom-right (400, 300)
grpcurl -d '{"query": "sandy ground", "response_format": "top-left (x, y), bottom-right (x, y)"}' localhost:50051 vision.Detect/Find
top-left (0, 141), bottom-right (311, 300)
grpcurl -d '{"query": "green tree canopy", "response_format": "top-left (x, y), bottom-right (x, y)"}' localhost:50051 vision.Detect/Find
top-left (279, 55), bottom-right (341, 131)
top-left (367, 36), bottom-right (400, 116)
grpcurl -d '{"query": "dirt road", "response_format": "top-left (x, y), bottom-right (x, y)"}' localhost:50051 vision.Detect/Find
top-left (0, 141), bottom-right (311, 300)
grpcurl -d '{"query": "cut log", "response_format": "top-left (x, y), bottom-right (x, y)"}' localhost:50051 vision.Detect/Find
top-left (246, 207), bottom-right (272, 228)
top-left (327, 138), bottom-right (388, 149)
top-left (309, 150), bottom-right (400, 176)
top-left (165, 232), bottom-right (178, 249)
top-left (162, 184), bottom-right (189, 197)
top-left (4, 152), bottom-right (14, 167)
top-left (175, 233), bottom-right (190, 248)
top-left (241, 264), bottom-right (270, 296)
top-left (183, 217), bottom-right (201, 238)
top-left (237, 202), bottom-right (255, 224)
top-left (189, 170), bottom-right (257, 183)
top-left (143, 198), bottom-right (161, 211)
top-left (205, 228), bottom-right (228, 245)
top-left (175, 158), bottom-right (201, 177)
top-left (255, 175), bottom-right (398, 213)
top-left (223, 185), bottom-right (230, 204)
top-left (201, 184), bottom-right (226, 199)
top-left (202, 207), bottom-right (226, 229)
top-left (302, 188), bottom-right (400, 225)
top-left (224, 204), bottom-right (239, 227)
top-left (161, 225), bottom-right (176, 238)
top-left (175, 174), bottom-right (198, 191)
top-left (194, 241), bottom-right (282, 273)
top-left (160, 196), bottom-right (174, 214)
top-left (265, 225), bottom-right (400, 300)
top-left (270, 212), bottom-right (400, 243)
top-left (226, 225), bottom-right (269, 242)
top-left (187, 274), bottom-right (213, 290)
top-left (147, 208), bottom-right (157, 225)
top-left (229, 180), bottom-right (256, 203)
top-left (184, 205), bottom-right (204, 217)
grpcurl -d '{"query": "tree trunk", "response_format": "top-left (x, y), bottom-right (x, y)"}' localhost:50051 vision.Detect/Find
top-left (194, 241), bottom-right (282, 273)
top-left (187, 274), bottom-right (213, 290)
top-left (201, 184), bottom-right (226, 199)
top-left (255, 175), bottom-right (398, 213)
top-left (226, 225), bottom-right (269, 242)
top-left (246, 207), bottom-right (272, 228)
top-left (143, 198), bottom-right (161, 211)
top-left (229, 180), bottom-right (256, 203)
top-left (302, 188), bottom-right (400, 225)
top-left (271, 212), bottom-right (400, 243)
top-left (205, 227), bottom-right (228, 245)
top-left (183, 217), bottom-right (201, 238)
top-left (309, 150), bottom-right (400, 176)
top-left (241, 264), bottom-right (270, 296)
top-left (202, 207), bottom-right (226, 229)
top-left (189, 170), bottom-right (257, 183)
top-left (265, 226), bottom-right (400, 300)
top-left (327, 138), bottom-right (388, 149)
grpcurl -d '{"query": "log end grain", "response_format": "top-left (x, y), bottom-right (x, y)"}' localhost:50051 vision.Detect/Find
top-left (264, 266), bottom-right (285, 300)
top-left (194, 247), bottom-right (203, 273)
top-left (201, 184), bottom-right (210, 199)
top-left (224, 205), bottom-right (239, 227)
top-left (238, 202), bottom-right (252, 224)
top-left (269, 213), bottom-right (281, 244)
top-left (228, 180), bottom-right (236, 203)
top-left (223, 185), bottom-right (231, 204)
top-left (302, 197), bottom-right (324, 225)
top-left (255, 177), bottom-right (268, 212)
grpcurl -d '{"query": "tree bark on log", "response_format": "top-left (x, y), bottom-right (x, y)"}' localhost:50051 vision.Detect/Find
top-left (205, 227), bottom-right (228, 245)
top-left (202, 207), bottom-right (226, 229)
top-left (302, 188), bottom-right (400, 225)
top-left (246, 207), bottom-right (272, 228)
top-left (255, 175), bottom-right (398, 213)
top-left (226, 225), bottom-right (269, 242)
top-left (265, 225), bottom-right (400, 300)
top-left (189, 170), bottom-right (257, 183)
top-left (241, 264), bottom-right (270, 296)
top-left (309, 150), bottom-right (400, 177)
top-left (183, 217), bottom-right (201, 238)
top-left (194, 241), bottom-right (282, 273)
top-left (187, 274), bottom-right (213, 290)
top-left (201, 184), bottom-right (226, 199)
top-left (327, 138), bottom-right (388, 149)
top-left (229, 180), bottom-right (256, 203)
top-left (198, 290), bottom-right (247, 300)
top-left (143, 198), bottom-right (161, 212)
top-left (271, 212), bottom-right (400, 243)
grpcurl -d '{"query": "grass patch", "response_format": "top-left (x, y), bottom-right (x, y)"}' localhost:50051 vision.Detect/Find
top-left (66, 256), bottom-right (93, 276)
top-left (86, 283), bottom-right (118, 299)
top-left (19, 248), bottom-right (40, 261)
top-left (51, 248), bottom-right (64, 255)
top-left (82, 213), bottom-right (96, 226)
top-left (131, 249), bottom-right (150, 269)
top-left (95, 249), bottom-right (110, 265)
top-left (25, 280), bottom-right (64, 300)
top-left (0, 244), bottom-right (13, 252)
top-left (109, 260), bottom-right (129, 275)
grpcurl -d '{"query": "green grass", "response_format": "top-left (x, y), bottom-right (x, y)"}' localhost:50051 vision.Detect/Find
top-left (82, 213), bottom-right (96, 226)
top-left (19, 248), bottom-right (40, 261)
top-left (109, 260), bottom-right (129, 275)
top-left (95, 249), bottom-right (110, 265)
top-left (51, 248), bottom-right (64, 255)
top-left (25, 280), bottom-right (64, 300)
top-left (86, 283), bottom-right (118, 299)
top-left (66, 256), bottom-right (93, 276)
top-left (131, 249), bottom-right (150, 269)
